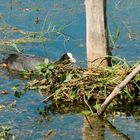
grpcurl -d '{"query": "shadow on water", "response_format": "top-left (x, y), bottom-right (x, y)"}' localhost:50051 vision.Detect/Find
top-left (0, 0), bottom-right (139, 139)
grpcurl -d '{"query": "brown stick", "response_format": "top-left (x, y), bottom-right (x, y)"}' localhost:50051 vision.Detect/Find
top-left (97, 64), bottom-right (140, 115)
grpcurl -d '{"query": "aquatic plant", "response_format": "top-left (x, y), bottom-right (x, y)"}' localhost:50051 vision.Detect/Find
top-left (26, 58), bottom-right (140, 115)
top-left (0, 125), bottom-right (15, 140)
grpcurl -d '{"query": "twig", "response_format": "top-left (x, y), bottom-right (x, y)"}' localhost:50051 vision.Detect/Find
top-left (42, 93), bottom-right (56, 102)
top-left (83, 95), bottom-right (94, 114)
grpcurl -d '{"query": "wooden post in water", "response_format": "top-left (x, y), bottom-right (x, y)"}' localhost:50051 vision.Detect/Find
top-left (85, 0), bottom-right (110, 68)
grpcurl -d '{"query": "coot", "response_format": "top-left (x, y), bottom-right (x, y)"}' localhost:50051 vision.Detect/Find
top-left (3, 52), bottom-right (76, 71)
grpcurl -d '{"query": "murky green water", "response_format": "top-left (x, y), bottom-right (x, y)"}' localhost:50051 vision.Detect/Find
top-left (0, 0), bottom-right (139, 139)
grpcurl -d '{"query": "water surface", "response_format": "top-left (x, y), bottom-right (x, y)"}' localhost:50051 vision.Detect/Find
top-left (0, 0), bottom-right (139, 139)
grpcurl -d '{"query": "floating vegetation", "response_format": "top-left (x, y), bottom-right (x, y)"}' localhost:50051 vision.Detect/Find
top-left (0, 105), bottom-right (5, 112)
top-left (0, 24), bottom-right (71, 47)
top-left (0, 27), bottom-right (48, 46)
top-left (25, 58), bottom-right (140, 115)
top-left (0, 125), bottom-right (15, 140)
top-left (127, 29), bottom-right (140, 41)
top-left (0, 36), bottom-right (47, 46)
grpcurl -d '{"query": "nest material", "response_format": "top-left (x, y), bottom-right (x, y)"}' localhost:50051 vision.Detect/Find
top-left (27, 61), bottom-right (140, 114)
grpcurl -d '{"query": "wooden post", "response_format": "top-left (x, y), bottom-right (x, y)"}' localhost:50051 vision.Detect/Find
top-left (85, 0), bottom-right (110, 68)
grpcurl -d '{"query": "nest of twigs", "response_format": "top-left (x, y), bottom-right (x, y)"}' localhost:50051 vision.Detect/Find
top-left (27, 60), bottom-right (140, 114)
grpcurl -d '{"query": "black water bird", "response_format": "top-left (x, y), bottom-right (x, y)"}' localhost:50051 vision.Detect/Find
top-left (2, 52), bottom-right (76, 71)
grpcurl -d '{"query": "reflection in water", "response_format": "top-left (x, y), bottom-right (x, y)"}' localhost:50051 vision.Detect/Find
top-left (83, 115), bottom-right (131, 140)
top-left (83, 115), bottom-right (104, 140)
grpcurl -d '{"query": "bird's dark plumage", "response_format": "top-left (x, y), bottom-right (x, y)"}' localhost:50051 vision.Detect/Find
top-left (3, 52), bottom-right (76, 71)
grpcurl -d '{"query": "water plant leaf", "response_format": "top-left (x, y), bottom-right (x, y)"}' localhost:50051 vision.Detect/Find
top-left (48, 64), bottom-right (55, 70)
top-left (46, 69), bottom-right (51, 75)
top-left (124, 86), bottom-right (133, 100)
top-left (93, 103), bottom-right (101, 110)
top-left (44, 58), bottom-right (49, 65)
top-left (60, 72), bottom-right (73, 82)
top-left (107, 103), bottom-right (114, 109)
top-left (70, 90), bottom-right (77, 100)
top-left (12, 85), bottom-right (19, 91)
top-left (35, 63), bottom-right (45, 70)
top-left (134, 74), bottom-right (140, 82)
top-left (50, 87), bottom-right (57, 93)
